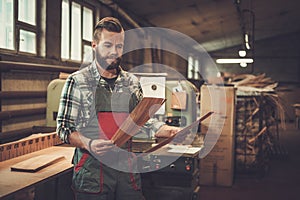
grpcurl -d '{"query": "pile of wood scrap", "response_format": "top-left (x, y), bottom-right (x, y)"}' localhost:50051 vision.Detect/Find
top-left (227, 73), bottom-right (286, 127)
top-left (228, 73), bottom-right (278, 92)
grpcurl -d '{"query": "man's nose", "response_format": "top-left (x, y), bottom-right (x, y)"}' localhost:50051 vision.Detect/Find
top-left (110, 45), bottom-right (118, 55)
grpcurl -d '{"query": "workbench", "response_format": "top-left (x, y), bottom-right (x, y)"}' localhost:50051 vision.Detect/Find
top-left (0, 145), bottom-right (74, 200)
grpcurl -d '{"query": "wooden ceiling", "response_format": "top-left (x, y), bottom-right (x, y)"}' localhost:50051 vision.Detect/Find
top-left (114, 0), bottom-right (300, 53)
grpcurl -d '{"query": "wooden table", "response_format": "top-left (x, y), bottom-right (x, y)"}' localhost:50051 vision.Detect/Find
top-left (0, 145), bottom-right (74, 200)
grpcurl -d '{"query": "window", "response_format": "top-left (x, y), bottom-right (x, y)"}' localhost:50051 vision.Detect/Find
top-left (18, 0), bottom-right (37, 54)
top-left (0, 0), bottom-right (40, 55)
top-left (18, 0), bottom-right (36, 25)
top-left (19, 29), bottom-right (36, 54)
top-left (82, 7), bottom-right (93, 63)
top-left (83, 7), bottom-right (93, 41)
top-left (61, 0), bottom-right (70, 59)
top-left (0, 0), bottom-right (14, 50)
top-left (187, 55), bottom-right (200, 80)
top-left (70, 2), bottom-right (81, 61)
top-left (83, 45), bottom-right (93, 62)
top-left (188, 56), bottom-right (193, 79)
top-left (61, 0), bottom-right (94, 62)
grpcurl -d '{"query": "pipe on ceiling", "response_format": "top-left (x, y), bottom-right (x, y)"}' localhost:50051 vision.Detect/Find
top-left (98, 0), bottom-right (141, 28)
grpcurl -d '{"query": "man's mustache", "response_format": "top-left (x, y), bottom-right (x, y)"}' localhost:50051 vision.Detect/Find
top-left (106, 55), bottom-right (118, 59)
top-left (105, 57), bottom-right (121, 65)
top-left (111, 57), bottom-right (121, 62)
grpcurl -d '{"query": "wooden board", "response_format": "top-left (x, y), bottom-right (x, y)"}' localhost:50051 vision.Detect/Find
top-left (11, 155), bottom-right (65, 172)
top-left (112, 97), bottom-right (166, 147)
top-left (144, 111), bottom-right (214, 153)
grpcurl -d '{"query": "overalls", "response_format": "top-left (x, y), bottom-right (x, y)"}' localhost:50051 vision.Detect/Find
top-left (72, 71), bottom-right (144, 200)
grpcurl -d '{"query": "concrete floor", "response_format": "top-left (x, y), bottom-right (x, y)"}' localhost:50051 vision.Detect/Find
top-left (198, 122), bottom-right (300, 200)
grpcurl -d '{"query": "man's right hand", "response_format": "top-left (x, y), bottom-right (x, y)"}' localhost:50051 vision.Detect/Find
top-left (88, 139), bottom-right (114, 156)
top-left (68, 132), bottom-right (115, 156)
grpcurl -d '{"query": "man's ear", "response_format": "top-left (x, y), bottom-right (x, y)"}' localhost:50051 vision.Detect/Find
top-left (91, 41), bottom-right (97, 49)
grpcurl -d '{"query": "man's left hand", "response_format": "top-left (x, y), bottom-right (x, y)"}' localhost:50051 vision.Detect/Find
top-left (154, 125), bottom-right (181, 138)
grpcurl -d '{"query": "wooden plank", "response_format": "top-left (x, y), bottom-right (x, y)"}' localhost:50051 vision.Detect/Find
top-left (144, 111), bottom-right (214, 153)
top-left (11, 155), bottom-right (66, 172)
top-left (111, 97), bottom-right (166, 147)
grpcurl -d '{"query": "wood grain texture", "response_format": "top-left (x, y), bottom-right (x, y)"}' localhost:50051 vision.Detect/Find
top-left (11, 155), bottom-right (65, 172)
top-left (144, 111), bottom-right (214, 153)
top-left (111, 97), bottom-right (165, 147)
top-left (0, 146), bottom-right (74, 199)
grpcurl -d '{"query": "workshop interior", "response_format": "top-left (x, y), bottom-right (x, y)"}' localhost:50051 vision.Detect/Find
top-left (0, 0), bottom-right (300, 200)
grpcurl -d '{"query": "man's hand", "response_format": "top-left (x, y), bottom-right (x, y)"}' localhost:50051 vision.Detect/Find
top-left (68, 132), bottom-right (114, 156)
top-left (89, 139), bottom-right (114, 156)
top-left (155, 125), bottom-right (181, 138)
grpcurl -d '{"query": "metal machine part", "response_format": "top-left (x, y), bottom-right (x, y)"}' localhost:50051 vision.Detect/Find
top-left (164, 116), bottom-right (187, 127)
top-left (141, 151), bottom-right (200, 200)
top-left (165, 80), bottom-right (198, 127)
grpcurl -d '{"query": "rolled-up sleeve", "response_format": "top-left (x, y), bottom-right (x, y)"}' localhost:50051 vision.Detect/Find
top-left (56, 76), bottom-right (81, 143)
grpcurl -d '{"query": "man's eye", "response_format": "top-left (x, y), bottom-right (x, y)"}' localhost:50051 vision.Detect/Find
top-left (104, 44), bottom-right (112, 48)
top-left (116, 44), bottom-right (123, 49)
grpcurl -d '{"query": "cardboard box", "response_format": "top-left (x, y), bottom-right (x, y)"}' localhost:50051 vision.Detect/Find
top-left (199, 134), bottom-right (235, 186)
top-left (199, 85), bottom-right (236, 186)
top-left (200, 85), bottom-right (236, 137)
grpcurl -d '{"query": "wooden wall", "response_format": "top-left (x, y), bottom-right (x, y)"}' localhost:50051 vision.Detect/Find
top-left (0, 0), bottom-right (188, 143)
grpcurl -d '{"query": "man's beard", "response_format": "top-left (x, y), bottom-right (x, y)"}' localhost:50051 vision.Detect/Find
top-left (95, 53), bottom-right (122, 71)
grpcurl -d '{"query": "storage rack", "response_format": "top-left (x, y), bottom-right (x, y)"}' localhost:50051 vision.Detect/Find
top-left (235, 94), bottom-right (274, 176)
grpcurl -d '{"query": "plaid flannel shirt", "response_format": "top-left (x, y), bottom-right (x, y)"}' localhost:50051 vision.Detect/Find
top-left (56, 61), bottom-right (164, 143)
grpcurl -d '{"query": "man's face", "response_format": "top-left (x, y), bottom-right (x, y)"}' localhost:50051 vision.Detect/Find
top-left (93, 29), bottom-right (124, 70)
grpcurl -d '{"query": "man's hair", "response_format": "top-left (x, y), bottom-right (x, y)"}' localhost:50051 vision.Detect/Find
top-left (93, 17), bottom-right (124, 42)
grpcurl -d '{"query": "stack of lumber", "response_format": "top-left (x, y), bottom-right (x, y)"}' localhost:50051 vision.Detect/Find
top-left (228, 73), bottom-right (278, 93)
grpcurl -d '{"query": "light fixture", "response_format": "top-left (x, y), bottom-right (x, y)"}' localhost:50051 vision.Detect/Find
top-left (244, 33), bottom-right (249, 43)
top-left (216, 58), bottom-right (253, 64)
top-left (245, 42), bottom-right (251, 50)
top-left (244, 33), bottom-right (251, 50)
top-left (238, 50), bottom-right (247, 57)
top-left (240, 62), bottom-right (247, 68)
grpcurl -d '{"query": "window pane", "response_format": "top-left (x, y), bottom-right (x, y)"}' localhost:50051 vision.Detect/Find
top-left (61, 0), bottom-right (70, 59)
top-left (71, 2), bottom-right (81, 61)
top-left (83, 45), bottom-right (93, 62)
top-left (0, 0), bottom-right (14, 50)
top-left (18, 0), bottom-right (36, 25)
top-left (19, 29), bottom-right (36, 54)
top-left (187, 56), bottom-right (194, 79)
top-left (194, 59), bottom-right (199, 79)
top-left (83, 7), bottom-right (93, 41)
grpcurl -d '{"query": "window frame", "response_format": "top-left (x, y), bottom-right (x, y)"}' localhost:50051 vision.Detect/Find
top-left (60, 0), bottom-right (95, 62)
top-left (187, 54), bottom-right (201, 80)
top-left (0, 0), bottom-right (44, 57)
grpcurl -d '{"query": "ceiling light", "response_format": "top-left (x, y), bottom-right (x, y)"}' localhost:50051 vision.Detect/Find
top-left (240, 62), bottom-right (247, 68)
top-left (244, 33), bottom-right (249, 43)
top-left (216, 58), bottom-right (253, 64)
top-left (238, 50), bottom-right (247, 57)
top-left (245, 42), bottom-right (251, 50)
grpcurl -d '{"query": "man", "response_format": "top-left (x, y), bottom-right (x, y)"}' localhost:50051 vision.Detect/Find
top-left (56, 17), bottom-right (179, 200)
